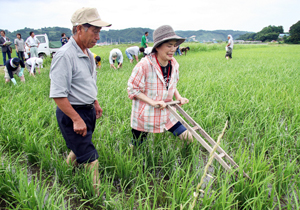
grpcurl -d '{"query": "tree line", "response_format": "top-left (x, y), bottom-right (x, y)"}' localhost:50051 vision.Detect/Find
top-left (1, 27), bottom-right (251, 44)
top-left (237, 20), bottom-right (300, 44)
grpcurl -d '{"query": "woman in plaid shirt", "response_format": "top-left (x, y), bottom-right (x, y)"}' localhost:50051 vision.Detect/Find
top-left (127, 25), bottom-right (193, 145)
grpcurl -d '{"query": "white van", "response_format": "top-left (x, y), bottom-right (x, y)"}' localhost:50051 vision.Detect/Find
top-left (25, 34), bottom-right (60, 59)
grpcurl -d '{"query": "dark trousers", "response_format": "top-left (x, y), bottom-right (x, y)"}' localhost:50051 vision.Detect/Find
top-left (56, 106), bottom-right (99, 164)
top-left (17, 51), bottom-right (24, 62)
top-left (2, 50), bottom-right (11, 65)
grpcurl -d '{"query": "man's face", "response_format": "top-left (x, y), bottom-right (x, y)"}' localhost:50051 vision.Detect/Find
top-left (17, 34), bottom-right (21, 39)
top-left (0, 32), bottom-right (4, 37)
top-left (145, 33), bottom-right (149, 37)
top-left (79, 25), bottom-right (101, 48)
top-left (31, 33), bottom-right (35, 37)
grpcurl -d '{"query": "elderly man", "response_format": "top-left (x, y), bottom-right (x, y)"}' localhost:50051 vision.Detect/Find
top-left (49, 7), bottom-right (111, 193)
top-left (25, 32), bottom-right (40, 58)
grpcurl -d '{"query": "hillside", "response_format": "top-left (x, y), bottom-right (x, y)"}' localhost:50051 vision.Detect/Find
top-left (1, 27), bottom-right (251, 43)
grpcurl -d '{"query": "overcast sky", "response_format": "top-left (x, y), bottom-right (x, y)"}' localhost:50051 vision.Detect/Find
top-left (2, 0), bottom-right (299, 33)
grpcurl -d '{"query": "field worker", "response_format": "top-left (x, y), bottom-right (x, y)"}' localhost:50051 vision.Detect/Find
top-left (0, 30), bottom-right (12, 65)
top-left (141, 31), bottom-right (149, 48)
top-left (25, 32), bottom-right (40, 58)
top-left (127, 25), bottom-right (193, 146)
top-left (125, 46), bottom-right (144, 63)
top-left (225, 35), bottom-right (234, 60)
top-left (61, 33), bottom-right (68, 46)
top-left (144, 47), bottom-right (153, 56)
top-left (109, 49), bottom-right (123, 69)
top-left (174, 45), bottom-right (182, 56)
top-left (4, 58), bottom-right (25, 85)
top-left (49, 7), bottom-right (111, 194)
top-left (93, 53), bottom-right (101, 69)
top-left (26, 57), bottom-right (43, 76)
top-left (14, 33), bottom-right (25, 62)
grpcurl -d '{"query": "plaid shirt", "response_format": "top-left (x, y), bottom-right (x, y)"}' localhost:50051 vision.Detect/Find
top-left (127, 53), bottom-right (179, 133)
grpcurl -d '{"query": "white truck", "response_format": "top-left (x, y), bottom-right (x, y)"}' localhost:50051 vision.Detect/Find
top-left (25, 34), bottom-right (60, 59)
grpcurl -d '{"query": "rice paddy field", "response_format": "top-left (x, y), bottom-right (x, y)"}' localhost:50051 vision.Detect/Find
top-left (0, 43), bottom-right (299, 209)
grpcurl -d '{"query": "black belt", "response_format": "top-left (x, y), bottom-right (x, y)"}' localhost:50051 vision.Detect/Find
top-left (30, 46), bottom-right (37, 47)
top-left (72, 103), bottom-right (94, 110)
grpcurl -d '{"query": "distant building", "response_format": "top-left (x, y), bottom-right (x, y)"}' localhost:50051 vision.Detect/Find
top-left (278, 33), bottom-right (290, 39)
top-left (188, 35), bottom-right (197, 42)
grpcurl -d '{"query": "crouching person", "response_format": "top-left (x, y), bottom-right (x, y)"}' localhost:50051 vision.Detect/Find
top-left (127, 25), bottom-right (193, 146)
top-left (4, 58), bottom-right (25, 85)
top-left (26, 57), bottom-right (43, 76)
top-left (49, 7), bottom-right (111, 195)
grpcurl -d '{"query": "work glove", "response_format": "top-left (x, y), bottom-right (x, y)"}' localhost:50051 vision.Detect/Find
top-left (18, 68), bottom-right (24, 77)
top-left (11, 78), bottom-right (17, 85)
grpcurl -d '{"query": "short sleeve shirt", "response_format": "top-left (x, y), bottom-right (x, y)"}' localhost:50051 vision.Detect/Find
top-left (49, 37), bottom-right (98, 105)
top-left (25, 36), bottom-right (40, 47)
top-left (126, 46), bottom-right (139, 56)
top-left (14, 38), bottom-right (25, 51)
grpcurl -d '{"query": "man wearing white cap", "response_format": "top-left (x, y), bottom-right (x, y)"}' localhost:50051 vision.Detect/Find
top-left (109, 48), bottom-right (123, 69)
top-left (26, 57), bottom-right (43, 76)
top-left (49, 7), bottom-right (111, 194)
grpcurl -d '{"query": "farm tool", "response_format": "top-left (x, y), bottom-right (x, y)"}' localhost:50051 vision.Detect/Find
top-left (157, 101), bottom-right (250, 179)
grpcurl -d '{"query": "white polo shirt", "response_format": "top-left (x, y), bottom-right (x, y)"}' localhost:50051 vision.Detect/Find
top-left (25, 36), bottom-right (40, 47)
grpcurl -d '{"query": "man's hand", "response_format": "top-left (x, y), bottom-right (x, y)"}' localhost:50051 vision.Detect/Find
top-left (73, 117), bottom-right (87, 136)
top-left (94, 100), bottom-right (103, 119)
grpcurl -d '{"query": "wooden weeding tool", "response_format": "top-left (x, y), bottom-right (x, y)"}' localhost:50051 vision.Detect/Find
top-left (157, 101), bottom-right (249, 179)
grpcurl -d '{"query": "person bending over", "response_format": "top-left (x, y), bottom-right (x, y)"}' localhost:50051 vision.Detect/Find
top-left (109, 49), bottom-right (123, 69)
top-left (4, 58), bottom-right (25, 85)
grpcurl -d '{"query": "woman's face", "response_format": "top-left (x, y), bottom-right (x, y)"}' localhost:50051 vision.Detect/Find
top-left (156, 40), bottom-right (177, 62)
top-left (17, 34), bottom-right (21, 39)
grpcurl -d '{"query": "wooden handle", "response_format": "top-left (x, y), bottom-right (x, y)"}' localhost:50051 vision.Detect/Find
top-left (154, 100), bottom-right (181, 108)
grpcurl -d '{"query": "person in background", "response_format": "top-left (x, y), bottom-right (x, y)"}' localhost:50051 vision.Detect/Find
top-left (14, 33), bottom-right (25, 62)
top-left (26, 57), bottom-right (43, 76)
top-left (175, 45), bottom-right (182, 56)
top-left (125, 46), bottom-right (144, 63)
top-left (93, 53), bottom-right (101, 69)
top-left (61, 33), bottom-right (68, 46)
top-left (109, 49), bottom-right (123, 69)
top-left (225, 35), bottom-right (234, 60)
top-left (141, 31), bottom-right (149, 48)
top-left (127, 25), bottom-right (193, 147)
top-left (144, 47), bottom-right (153, 56)
top-left (4, 58), bottom-right (25, 85)
top-left (25, 31), bottom-right (40, 58)
top-left (0, 30), bottom-right (12, 65)
top-left (49, 7), bottom-right (111, 195)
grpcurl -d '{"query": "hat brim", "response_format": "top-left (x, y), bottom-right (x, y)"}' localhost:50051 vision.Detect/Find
top-left (89, 19), bottom-right (112, 27)
top-left (151, 35), bottom-right (186, 53)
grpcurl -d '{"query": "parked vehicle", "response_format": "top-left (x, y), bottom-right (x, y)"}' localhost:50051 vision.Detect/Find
top-left (25, 34), bottom-right (60, 59)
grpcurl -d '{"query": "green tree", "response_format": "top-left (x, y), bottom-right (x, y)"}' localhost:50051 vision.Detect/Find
top-left (289, 20), bottom-right (300, 44)
top-left (255, 25), bottom-right (283, 42)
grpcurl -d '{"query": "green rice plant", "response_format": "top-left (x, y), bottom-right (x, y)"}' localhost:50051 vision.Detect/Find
top-left (6, 168), bottom-right (70, 210)
top-left (1, 43), bottom-right (300, 208)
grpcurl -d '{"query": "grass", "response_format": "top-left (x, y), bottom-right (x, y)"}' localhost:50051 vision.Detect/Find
top-left (0, 43), bottom-right (299, 209)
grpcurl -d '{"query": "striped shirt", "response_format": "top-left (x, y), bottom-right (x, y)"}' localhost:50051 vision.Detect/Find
top-left (127, 53), bottom-right (179, 133)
